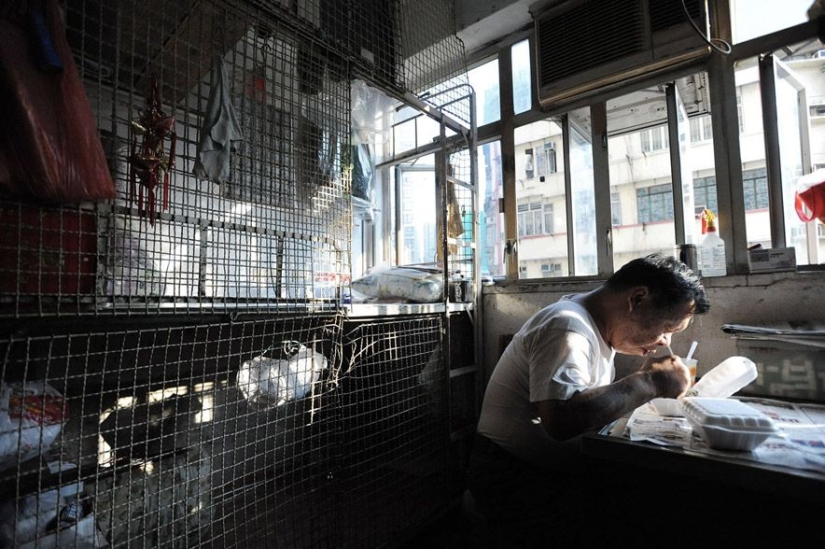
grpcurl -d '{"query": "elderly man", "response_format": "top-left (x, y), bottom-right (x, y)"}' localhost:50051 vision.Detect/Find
top-left (466, 253), bottom-right (709, 546)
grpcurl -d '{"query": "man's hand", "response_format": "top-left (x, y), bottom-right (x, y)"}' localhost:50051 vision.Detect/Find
top-left (639, 354), bottom-right (691, 399)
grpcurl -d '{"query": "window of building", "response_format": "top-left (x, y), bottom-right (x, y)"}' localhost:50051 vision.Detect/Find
top-left (536, 142), bottom-right (557, 176)
top-left (743, 167), bottom-right (769, 210)
top-left (640, 126), bottom-right (669, 152)
top-left (544, 203), bottom-right (554, 234)
top-left (693, 176), bottom-right (718, 214)
top-left (518, 201), bottom-right (550, 236)
top-left (637, 184), bottom-right (674, 223)
top-left (524, 149), bottom-right (535, 179)
top-left (540, 263), bottom-right (562, 276)
top-left (611, 193), bottom-right (622, 226)
top-left (690, 115), bottom-right (713, 142)
top-left (693, 168), bottom-right (769, 215)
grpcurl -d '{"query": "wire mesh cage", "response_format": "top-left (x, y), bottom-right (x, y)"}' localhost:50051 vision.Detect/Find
top-left (1, 0), bottom-right (354, 316)
top-left (338, 314), bottom-right (453, 546)
top-left (1, 0), bottom-right (474, 546)
top-left (0, 314), bottom-right (343, 547)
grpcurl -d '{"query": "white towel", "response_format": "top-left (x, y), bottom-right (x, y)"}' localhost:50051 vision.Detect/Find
top-left (193, 57), bottom-right (243, 183)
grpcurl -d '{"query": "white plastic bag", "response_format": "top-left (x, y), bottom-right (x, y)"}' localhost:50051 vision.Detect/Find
top-left (237, 343), bottom-right (328, 407)
top-left (0, 382), bottom-right (67, 472)
top-left (351, 265), bottom-right (443, 303)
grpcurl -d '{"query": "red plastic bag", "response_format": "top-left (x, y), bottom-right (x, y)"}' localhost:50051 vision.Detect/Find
top-left (0, 0), bottom-right (115, 203)
top-left (795, 169), bottom-right (825, 224)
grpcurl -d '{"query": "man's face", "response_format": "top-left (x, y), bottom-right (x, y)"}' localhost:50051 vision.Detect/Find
top-left (612, 298), bottom-right (694, 356)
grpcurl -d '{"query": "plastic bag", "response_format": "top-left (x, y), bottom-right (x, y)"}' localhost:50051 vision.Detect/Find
top-left (237, 343), bottom-right (328, 408)
top-left (0, 478), bottom-right (107, 549)
top-left (351, 265), bottom-right (444, 303)
top-left (102, 233), bottom-right (166, 297)
top-left (351, 143), bottom-right (373, 201)
top-left (795, 168), bottom-right (825, 224)
top-left (0, 0), bottom-right (116, 203)
top-left (0, 381), bottom-right (67, 472)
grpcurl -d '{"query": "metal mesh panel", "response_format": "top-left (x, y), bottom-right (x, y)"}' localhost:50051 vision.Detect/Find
top-left (0, 0), bottom-right (471, 316)
top-left (0, 313), bottom-right (457, 547)
top-left (0, 315), bottom-right (343, 547)
top-left (399, 0), bottom-right (471, 126)
top-left (1, 0), bottom-right (474, 547)
top-left (1, 0), bottom-right (352, 316)
top-left (446, 147), bottom-right (477, 291)
top-left (339, 315), bottom-right (452, 547)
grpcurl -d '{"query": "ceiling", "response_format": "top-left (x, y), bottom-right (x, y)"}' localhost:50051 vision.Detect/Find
top-left (455, 0), bottom-right (534, 56)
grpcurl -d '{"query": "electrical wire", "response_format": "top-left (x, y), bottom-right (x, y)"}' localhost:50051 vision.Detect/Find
top-left (682, 0), bottom-right (732, 55)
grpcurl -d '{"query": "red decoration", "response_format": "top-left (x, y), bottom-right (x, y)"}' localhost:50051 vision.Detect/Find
top-left (128, 75), bottom-right (176, 224)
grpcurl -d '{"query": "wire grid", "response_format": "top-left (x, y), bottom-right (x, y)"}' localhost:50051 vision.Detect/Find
top-left (0, 0), bottom-right (471, 317)
top-left (0, 312), bottom-right (457, 547)
top-left (399, 0), bottom-right (471, 127)
top-left (0, 314), bottom-right (348, 548)
top-left (1, 0), bottom-right (474, 547)
top-left (337, 315), bottom-right (453, 547)
top-left (1, 0), bottom-right (353, 316)
top-left (446, 147), bottom-right (476, 290)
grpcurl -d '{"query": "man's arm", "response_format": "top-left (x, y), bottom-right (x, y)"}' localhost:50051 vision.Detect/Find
top-left (535, 356), bottom-right (689, 441)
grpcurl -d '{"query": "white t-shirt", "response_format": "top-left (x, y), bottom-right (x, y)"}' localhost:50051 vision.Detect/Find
top-left (476, 295), bottom-right (615, 469)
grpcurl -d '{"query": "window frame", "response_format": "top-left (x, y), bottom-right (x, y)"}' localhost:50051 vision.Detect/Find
top-left (467, 7), bottom-right (823, 280)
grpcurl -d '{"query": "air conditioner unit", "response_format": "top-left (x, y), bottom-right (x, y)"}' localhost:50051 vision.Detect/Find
top-left (531, 0), bottom-right (711, 109)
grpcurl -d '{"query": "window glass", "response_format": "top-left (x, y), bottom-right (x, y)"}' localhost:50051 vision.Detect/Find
top-left (736, 56), bottom-right (771, 249)
top-left (514, 119), bottom-right (568, 278)
top-left (569, 109), bottom-right (597, 276)
top-left (512, 39), bottom-right (532, 115)
top-left (731, 0), bottom-right (813, 44)
top-left (469, 59), bottom-right (500, 125)
top-left (479, 140), bottom-right (505, 278)
top-left (736, 45), bottom-right (825, 263)
top-left (774, 56), bottom-right (814, 263)
top-left (397, 159), bottom-right (436, 265)
top-left (607, 88), bottom-right (674, 269)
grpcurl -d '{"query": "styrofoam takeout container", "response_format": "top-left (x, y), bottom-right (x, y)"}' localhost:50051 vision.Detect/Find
top-left (682, 397), bottom-right (779, 451)
top-left (649, 398), bottom-right (684, 416)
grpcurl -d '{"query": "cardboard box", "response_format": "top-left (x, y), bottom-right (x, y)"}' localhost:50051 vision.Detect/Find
top-left (748, 247), bottom-right (796, 272)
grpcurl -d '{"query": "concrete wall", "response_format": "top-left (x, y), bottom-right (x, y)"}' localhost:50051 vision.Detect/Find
top-left (480, 270), bottom-right (825, 400)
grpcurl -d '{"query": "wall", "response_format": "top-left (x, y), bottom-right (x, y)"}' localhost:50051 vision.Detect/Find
top-left (481, 270), bottom-right (825, 400)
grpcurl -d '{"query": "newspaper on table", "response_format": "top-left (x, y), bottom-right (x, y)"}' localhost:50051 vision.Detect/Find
top-left (721, 322), bottom-right (825, 349)
top-left (621, 397), bottom-right (825, 475)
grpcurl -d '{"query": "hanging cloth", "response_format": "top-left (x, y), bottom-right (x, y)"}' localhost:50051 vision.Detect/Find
top-left (193, 56), bottom-right (243, 184)
top-left (0, 0), bottom-right (115, 203)
top-left (437, 181), bottom-right (465, 262)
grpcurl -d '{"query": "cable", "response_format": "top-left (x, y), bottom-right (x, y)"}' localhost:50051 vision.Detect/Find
top-left (682, 0), bottom-right (732, 55)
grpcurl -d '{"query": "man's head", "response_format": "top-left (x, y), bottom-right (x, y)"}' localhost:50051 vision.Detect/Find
top-left (602, 253), bottom-right (709, 356)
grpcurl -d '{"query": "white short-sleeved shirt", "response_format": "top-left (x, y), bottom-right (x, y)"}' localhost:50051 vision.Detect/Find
top-left (476, 296), bottom-right (615, 468)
